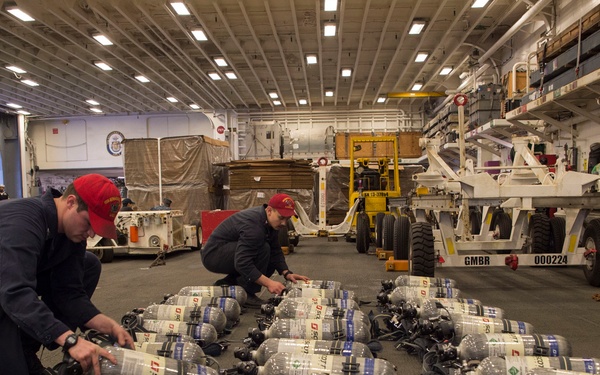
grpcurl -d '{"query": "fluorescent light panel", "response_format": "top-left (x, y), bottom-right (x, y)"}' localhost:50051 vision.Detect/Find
top-left (166, 97), bottom-right (178, 103)
top-left (93, 34), bottom-right (113, 46)
top-left (341, 68), bottom-right (352, 77)
top-left (324, 22), bottom-right (336, 37)
top-left (86, 99), bottom-right (100, 106)
top-left (325, 90), bottom-right (334, 97)
top-left (273, 100), bottom-right (281, 106)
top-left (269, 92), bottom-right (279, 99)
top-left (208, 72), bottom-right (221, 80)
top-left (411, 83), bottom-right (423, 91)
top-left (306, 55), bottom-right (317, 64)
top-left (6, 7), bottom-right (34, 22)
top-left (189, 103), bottom-right (200, 109)
top-left (377, 97), bottom-right (386, 103)
top-left (191, 29), bottom-right (207, 41)
top-left (135, 75), bottom-right (150, 83)
top-left (440, 67), bottom-right (453, 75)
top-left (21, 79), bottom-right (39, 86)
top-left (299, 99), bottom-right (307, 105)
top-left (472, 0), bottom-right (490, 8)
top-left (170, 2), bottom-right (190, 15)
top-left (94, 61), bottom-right (112, 71)
top-left (409, 21), bottom-right (425, 35)
top-left (7, 65), bottom-right (27, 74)
top-left (90, 107), bottom-right (103, 113)
top-left (213, 57), bottom-right (227, 67)
top-left (225, 72), bottom-right (237, 79)
top-left (7, 103), bottom-right (22, 108)
top-left (17, 110), bottom-right (31, 115)
top-left (324, 0), bottom-right (337, 11)
top-left (415, 53), bottom-right (428, 62)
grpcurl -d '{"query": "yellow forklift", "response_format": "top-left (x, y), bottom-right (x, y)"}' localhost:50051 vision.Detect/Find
top-left (348, 135), bottom-right (402, 253)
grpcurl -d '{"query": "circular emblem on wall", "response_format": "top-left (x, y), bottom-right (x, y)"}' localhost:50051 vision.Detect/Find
top-left (106, 131), bottom-right (125, 156)
top-left (217, 125), bottom-right (225, 134)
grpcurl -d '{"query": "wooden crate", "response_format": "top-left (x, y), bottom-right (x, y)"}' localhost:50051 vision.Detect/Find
top-left (334, 132), bottom-right (422, 159)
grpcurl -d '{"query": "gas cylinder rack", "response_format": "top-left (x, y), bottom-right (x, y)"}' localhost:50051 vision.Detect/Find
top-left (86, 209), bottom-right (199, 263)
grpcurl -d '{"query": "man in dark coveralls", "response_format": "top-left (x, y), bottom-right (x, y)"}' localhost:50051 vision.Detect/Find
top-left (0, 174), bottom-right (134, 374)
top-left (201, 193), bottom-right (310, 307)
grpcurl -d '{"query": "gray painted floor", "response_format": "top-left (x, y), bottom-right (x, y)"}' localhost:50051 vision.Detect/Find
top-left (39, 237), bottom-right (600, 373)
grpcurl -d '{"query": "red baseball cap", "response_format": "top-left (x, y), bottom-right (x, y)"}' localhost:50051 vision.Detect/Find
top-left (268, 193), bottom-right (296, 217)
top-left (73, 174), bottom-right (121, 239)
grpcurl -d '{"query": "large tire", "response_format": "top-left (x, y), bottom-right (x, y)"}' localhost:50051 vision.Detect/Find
top-left (382, 214), bottom-right (396, 251)
top-left (549, 217), bottom-right (566, 253)
top-left (393, 215), bottom-right (411, 260)
top-left (470, 210), bottom-right (482, 235)
top-left (375, 213), bottom-right (385, 248)
top-left (583, 219), bottom-right (600, 286)
top-left (529, 213), bottom-right (551, 254)
top-left (356, 213), bottom-right (371, 254)
top-left (94, 247), bottom-right (114, 263)
top-left (288, 220), bottom-right (300, 246)
top-left (411, 222), bottom-right (435, 277)
top-left (493, 212), bottom-right (512, 254)
top-left (278, 224), bottom-right (290, 247)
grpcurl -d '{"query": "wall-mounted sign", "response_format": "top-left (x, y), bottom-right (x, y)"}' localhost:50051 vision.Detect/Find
top-left (106, 131), bottom-right (125, 156)
top-left (216, 125), bottom-right (225, 134)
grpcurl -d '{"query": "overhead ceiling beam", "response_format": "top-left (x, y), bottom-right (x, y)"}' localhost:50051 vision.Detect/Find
top-left (387, 92), bottom-right (446, 98)
top-left (287, 0), bottom-right (309, 107)
top-left (333, 0), bottom-right (346, 106)
top-left (346, 0), bottom-right (371, 106)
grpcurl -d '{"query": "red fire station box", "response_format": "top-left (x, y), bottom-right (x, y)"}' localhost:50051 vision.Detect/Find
top-left (201, 210), bottom-right (239, 244)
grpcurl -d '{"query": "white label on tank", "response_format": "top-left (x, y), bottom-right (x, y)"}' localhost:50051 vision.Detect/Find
top-left (504, 356), bottom-right (551, 375)
top-left (462, 317), bottom-right (494, 334)
top-left (157, 306), bottom-right (184, 321)
top-left (120, 350), bottom-right (167, 375)
top-left (144, 320), bottom-right (183, 334)
top-left (305, 319), bottom-right (324, 340)
top-left (278, 339), bottom-right (316, 354)
top-left (414, 277), bottom-right (430, 287)
top-left (287, 354), bottom-right (329, 374)
top-left (137, 333), bottom-right (158, 343)
top-left (288, 320), bottom-right (306, 339)
top-left (487, 333), bottom-right (525, 357)
top-left (448, 302), bottom-right (469, 314)
top-left (405, 287), bottom-right (429, 300)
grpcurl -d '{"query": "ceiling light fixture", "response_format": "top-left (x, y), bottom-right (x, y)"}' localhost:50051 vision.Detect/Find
top-left (472, 0), bottom-right (490, 8)
top-left (324, 0), bottom-right (337, 11)
top-left (166, 97), bottom-right (178, 103)
top-left (325, 90), bottom-right (334, 97)
top-left (89, 107), bottom-right (103, 113)
top-left (341, 68), bottom-right (352, 77)
top-left (6, 65), bottom-right (26, 74)
top-left (208, 72), bottom-right (221, 80)
top-left (299, 99), bottom-right (307, 105)
top-left (191, 29), bottom-right (207, 41)
top-left (273, 100), bottom-right (282, 106)
top-left (409, 20), bottom-right (426, 35)
top-left (306, 54), bottom-right (317, 64)
top-left (377, 97), bottom-right (387, 103)
top-left (170, 2), bottom-right (190, 15)
top-left (415, 52), bottom-right (428, 62)
top-left (440, 67), bottom-right (453, 75)
top-left (17, 110), bottom-right (31, 115)
top-left (93, 61), bottom-right (112, 71)
top-left (135, 75), bottom-right (150, 83)
top-left (189, 103), bottom-right (200, 109)
top-left (225, 72), bottom-right (237, 79)
top-left (213, 57), bottom-right (228, 67)
top-left (411, 82), bottom-right (423, 91)
top-left (20, 79), bottom-right (39, 86)
top-left (324, 22), bottom-right (336, 37)
top-left (86, 99), bottom-right (100, 106)
top-left (7, 103), bottom-right (22, 108)
top-left (6, 4), bottom-right (35, 22)
top-left (269, 92), bottom-right (279, 99)
top-left (92, 33), bottom-right (113, 46)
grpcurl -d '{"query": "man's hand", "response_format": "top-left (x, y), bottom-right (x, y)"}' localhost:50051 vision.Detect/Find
top-left (286, 273), bottom-right (310, 284)
top-left (265, 279), bottom-right (286, 295)
top-left (110, 324), bottom-right (135, 349)
top-left (67, 339), bottom-right (115, 374)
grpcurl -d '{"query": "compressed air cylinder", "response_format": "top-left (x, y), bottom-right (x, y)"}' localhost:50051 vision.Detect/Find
top-left (456, 333), bottom-right (572, 361)
top-left (250, 318), bottom-right (371, 344)
top-left (441, 314), bottom-right (535, 345)
top-left (284, 287), bottom-right (358, 302)
top-left (475, 356), bottom-right (600, 375)
top-left (178, 285), bottom-right (248, 306)
top-left (273, 297), bottom-right (360, 310)
top-left (434, 297), bottom-right (482, 306)
top-left (262, 300), bottom-right (370, 327)
top-left (99, 346), bottom-right (218, 375)
top-left (234, 338), bottom-right (373, 365)
top-left (419, 298), bottom-right (505, 319)
top-left (141, 304), bottom-right (227, 333)
top-left (132, 331), bottom-right (196, 344)
top-left (385, 275), bottom-right (457, 289)
top-left (134, 341), bottom-right (206, 365)
top-left (288, 280), bottom-right (342, 289)
top-left (237, 353), bottom-right (395, 375)
top-left (382, 286), bottom-right (461, 305)
top-left (163, 295), bottom-right (241, 324)
top-left (142, 319), bottom-right (218, 347)
top-left (526, 369), bottom-right (594, 375)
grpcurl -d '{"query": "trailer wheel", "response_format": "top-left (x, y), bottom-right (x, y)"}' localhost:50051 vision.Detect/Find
top-left (529, 213), bottom-right (551, 254)
top-left (278, 223), bottom-right (290, 247)
top-left (288, 220), bottom-right (299, 246)
top-left (583, 219), bottom-right (600, 286)
top-left (470, 210), bottom-right (482, 235)
top-left (549, 217), bottom-right (566, 253)
top-left (92, 247), bottom-right (114, 263)
top-left (393, 215), bottom-right (411, 260)
top-left (382, 214), bottom-right (396, 251)
top-left (493, 212), bottom-right (512, 254)
top-left (411, 222), bottom-right (435, 277)
top-left (375, 213), bottom-right (385, 248)
top-left (356, 212), bottom-right (371, 254)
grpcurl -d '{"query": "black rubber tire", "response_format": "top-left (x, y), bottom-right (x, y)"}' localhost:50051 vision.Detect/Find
top-left (382, 214), bottom-right (396, 251)
top-left (375, 212), bottom-right (385, 248)
top-left (410, 222), bottom-right (435, 277)
top-left (489, 209), bottom-right (504, 231)
top-left (356, 212), bottom-right (370, 254)
top-left (583, 219), bottom-right (600, 286)
top-left (278, 224), bottom-right (290, 247)
top-left (288, 221), bottom-right (299, 246)
top-left (393, 215), bottom-right (411, 260)
top-left (529, 213), bottom-right (551, 254)
top-left (493, 212), bottom-right (512, 254)
top-left (549, 217), bottom-right (566, 254)
top-left (96, 247), bottom-right (114, 263)
top-left (470, 210), bottom-right (482, 235)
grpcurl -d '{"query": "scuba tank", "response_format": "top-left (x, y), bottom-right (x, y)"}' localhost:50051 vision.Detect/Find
top-left (141, 319), bottom-right (218, 347)
top-left (381, 275), bottom-right (457, 290)
top-left (261, 300), bottom-right (370, 327)
top-left (270, 296), bottom-right (360, 310)
top-left (134, 341), bottom-right (206, 365)
top-left (234, 338), bottom-right (373, 365)
top-left (140, 304), bottom-right (227, 333)
top-left (378, 286), bottom-right (461, 305)
top-left (475, 356), bottom-right (600, 375)
top-left (131, 331), bottom-right (196, 344)
top-left (526, 370), bottom-right (594, 375)
top-left (178, 285), bottom-right (248, 306)
top-left (236, 353), bottom-right (395, 375)
top-left (407, 298), bottom-right (504, 319)
top-left (429, 314), bottom-right (535, 345)
top-left (163, 295), bottom-right (241, 324)
top-left (249, 318), bottom-right (371, 345)
top-left (287, 280), bottom-right (342, 289)
top-left (99, 346), bottom-right (218, 374)
top-left (284, 287), bottom-right (358, 302)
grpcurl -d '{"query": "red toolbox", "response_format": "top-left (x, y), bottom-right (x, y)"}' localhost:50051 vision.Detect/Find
top-left (200, 210), bottom-right (239, 244)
